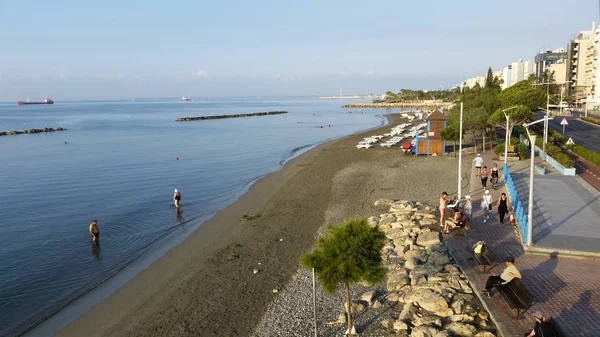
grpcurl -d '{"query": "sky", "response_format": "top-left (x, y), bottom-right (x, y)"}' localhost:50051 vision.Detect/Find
top-left (0, 0), bottom-right (598, 100)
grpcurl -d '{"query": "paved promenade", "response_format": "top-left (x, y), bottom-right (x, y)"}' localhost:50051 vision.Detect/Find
top-left (445, 150), bottom-right (600, 337)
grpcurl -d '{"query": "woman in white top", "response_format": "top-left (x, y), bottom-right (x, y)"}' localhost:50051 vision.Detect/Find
top-left (481, 190), bottom-right (493, 223)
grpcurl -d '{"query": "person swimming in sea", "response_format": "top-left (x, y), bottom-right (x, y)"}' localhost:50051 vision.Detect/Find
top-left (173, 189), bottom-right (181, 208)
top-left (89, 219), bottom-right (99, 242)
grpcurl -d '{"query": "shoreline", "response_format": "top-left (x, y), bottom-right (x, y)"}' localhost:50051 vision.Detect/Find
top-left (23, 113), bottom-right (389, 337)
top-left (53, 112), bottom-right (460, 337)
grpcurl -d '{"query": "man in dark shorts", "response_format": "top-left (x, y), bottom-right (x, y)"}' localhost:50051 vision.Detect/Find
top-left (89, 219), bottom-right (99, 242)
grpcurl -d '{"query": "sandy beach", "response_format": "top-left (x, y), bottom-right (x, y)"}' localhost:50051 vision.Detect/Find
top-left (56, 113), bottom-right (463, 337)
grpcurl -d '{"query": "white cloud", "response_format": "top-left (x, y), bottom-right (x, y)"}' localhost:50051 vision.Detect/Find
top-left (115, 73), bottom-right (128, 79)
top-left (59, 72), bottom-right (66, 79)
top-left (366, 69), bottom-right (374, 76)
top-left (274, 72), bottom-right (282, 80)
top-left (193, 69), bottom-right (208, 78)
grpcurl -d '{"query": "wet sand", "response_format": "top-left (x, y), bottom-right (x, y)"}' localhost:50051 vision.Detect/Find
top-left (57, 114), bottom-right (461, 337)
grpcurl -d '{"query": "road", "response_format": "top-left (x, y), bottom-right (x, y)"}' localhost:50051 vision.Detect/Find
top-left (540, 112), bottom-right (600, 153)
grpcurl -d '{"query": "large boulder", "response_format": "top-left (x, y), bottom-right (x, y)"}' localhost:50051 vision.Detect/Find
top-left (404, 247), bottom-right (428, 262)
top-left (393, 321), bottom-right (409, 331)
top-left (410, 265), bottom-right (443, 280)
top-left (416, 231), bottom-right (441, 247)
top-left (434, 332), bottom-right (452, 337)
top-left (387, 269), bottom-right (410, 291)
top-left (474, 332), bottom-right (496, 337)
top-left (412, 315), bottom-right (443, 328)
top-left (379, 214), bottom-right (396, 227)
top-left (445, 322), bottom-right (479, 337)
top-left (404, 257), bottom-right (419, 270)
top-left (427, 251), bottom-right (451, 266)
top-left (367, 216), bottom-right (380, 226)
top-left (404, 289), bottom-right (449, 316)
top-left (410, 325), bottom-right (441, 337)
top-left (399, 302), bottom-right (418, 321)
top-left (360, 291), bottom-right (376, 303)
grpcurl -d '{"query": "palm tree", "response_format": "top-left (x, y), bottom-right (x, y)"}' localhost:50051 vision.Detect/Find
top-left (300, 218), bottom-right (387, 335)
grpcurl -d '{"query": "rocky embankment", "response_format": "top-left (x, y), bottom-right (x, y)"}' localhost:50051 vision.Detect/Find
top-left (176, 111), bottom-right (288, 121)
top-left (0, 127), bottom-right (66, 136)
top-left (343, 102), bottom-right (451, 109)
top-left (252, 200), bottom-right (497, 337)
top-left (366, 200), bottom-right (497, 337)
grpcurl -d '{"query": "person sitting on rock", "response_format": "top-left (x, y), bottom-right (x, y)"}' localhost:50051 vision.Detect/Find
top-left (444, 207), bottom-right (469, 234)
top-left (481, 257), bottom-right (521, 297)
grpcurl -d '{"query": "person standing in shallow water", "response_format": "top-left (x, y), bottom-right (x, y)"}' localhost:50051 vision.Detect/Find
top-left (173, 189), bottom-right (181, 208)
top-left (89, 219), bottom-right (99, 242)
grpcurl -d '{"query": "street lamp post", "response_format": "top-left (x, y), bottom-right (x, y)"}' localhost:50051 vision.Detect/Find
top-left (457, 84), bottom-right (464, 200)
top-left (522, 117), bottom-right (548, 247)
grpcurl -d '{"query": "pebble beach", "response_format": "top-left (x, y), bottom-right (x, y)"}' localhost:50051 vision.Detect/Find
top-left (56, 113), bottom-right (467, 337)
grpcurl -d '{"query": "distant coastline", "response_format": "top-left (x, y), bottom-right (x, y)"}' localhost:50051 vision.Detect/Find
top-left (343, 102), bottom-right (452, 109)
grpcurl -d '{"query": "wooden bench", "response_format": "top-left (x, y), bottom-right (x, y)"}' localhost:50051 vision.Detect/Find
top-left (548, 317), bottom-right (567, 337)
top-left (495, 278), bottom-right (535, 318)
top-left (466, 243), bottom-right (496, 273)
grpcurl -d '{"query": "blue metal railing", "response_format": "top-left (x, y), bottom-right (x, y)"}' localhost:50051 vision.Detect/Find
top-left (503, 163), bottom-right (527, 244)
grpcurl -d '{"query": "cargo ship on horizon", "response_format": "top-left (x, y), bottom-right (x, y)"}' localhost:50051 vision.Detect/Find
top-left (181, 96), bottom-right (192, 102)
top-left (17, 97), bottom-right (54, 105)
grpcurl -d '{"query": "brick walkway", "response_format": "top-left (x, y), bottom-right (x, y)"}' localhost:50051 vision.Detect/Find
top-left (444, 151), bottom-right (600, 337)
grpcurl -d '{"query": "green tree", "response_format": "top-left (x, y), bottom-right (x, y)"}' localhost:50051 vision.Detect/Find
top-left (497, 80), bottom-right (547, 111)
top-left (385, 91), bottom-right (396, 102)
top-left (441, 124), bottom-right (460, 156)
top-left (487, 105), bottom-right (533, 146)
top-left (485, 67), bottom-right (494, 89)
top-left (300, 219), bottom-right (387, 335)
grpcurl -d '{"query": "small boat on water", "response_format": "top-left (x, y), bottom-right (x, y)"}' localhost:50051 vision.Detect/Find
top-left (17, 97), bottom-right (54, 105)
top-left (181, 96), bottom-right (192, 102)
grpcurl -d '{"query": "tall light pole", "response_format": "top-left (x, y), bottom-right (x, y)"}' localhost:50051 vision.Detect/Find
top-left (522, 117), bottom-right (548, 246)
top-left (532, 82), bottom-right (554, 154)
top-left (501, 106), bottom-right (520, 166)
top-left (457, 84), bottom-right (464, 200)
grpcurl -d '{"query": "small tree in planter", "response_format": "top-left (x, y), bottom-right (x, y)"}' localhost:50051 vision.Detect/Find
top-left (300, 218), bottom-right (387, 336)
top-left (488, 104), bottom-right (533, 149)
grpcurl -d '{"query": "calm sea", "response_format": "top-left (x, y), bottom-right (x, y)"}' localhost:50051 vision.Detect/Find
top-left (0, 98), bottom-right (402, 336)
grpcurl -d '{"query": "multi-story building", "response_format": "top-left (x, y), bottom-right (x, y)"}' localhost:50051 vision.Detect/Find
top-left (463, 75), bottom-right (486, 89)
top-left (509, 60), bottom-right (535, 86)
top-left (567, 24), bottom-right (595, 104)
top-left (534, 48), bottom-right (568, 80)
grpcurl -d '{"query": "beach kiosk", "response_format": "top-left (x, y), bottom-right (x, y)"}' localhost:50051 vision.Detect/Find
top-left (415, 109), bottom-right (447, 156)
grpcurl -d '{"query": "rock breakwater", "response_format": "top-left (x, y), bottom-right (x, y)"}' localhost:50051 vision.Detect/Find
top-left (0, 127), bottom-right (66, 137)
top-left (343, 102), bottom-right (452, 109)
top-left (176, 111), bottom-right (288, 121)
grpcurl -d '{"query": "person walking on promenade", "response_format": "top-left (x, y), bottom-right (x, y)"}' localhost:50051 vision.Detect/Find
top-left (490, 163), bottom-right (500, 189)
top-left (473, 154), bottom-right (484, 177)
top-left (524, 311), bottom-right (559, 337)
top-left (481, 190), bottom-right (493, 223)
top-left (497, 193), bottom-right (510, 224)
top-left (480, 166), bottom-right (489, 189)
top-left (89, 219), bottom-right (99, 242)
top-left (439, 191), bottom-right (449, 227)
top-left (173, 189), bottom-right (181, 208)
top-left (464, 195), bottom-right (472, 223)
top-left (481, 256), bottom-right (521, 297)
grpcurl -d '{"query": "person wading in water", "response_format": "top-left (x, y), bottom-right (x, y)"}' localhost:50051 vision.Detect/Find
top-left (89, 219), bottom-right (99, 242)
top-left (173, 189), bottom-right (181, 208)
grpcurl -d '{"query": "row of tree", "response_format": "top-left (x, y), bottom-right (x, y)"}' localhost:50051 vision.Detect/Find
top-left (442, 67), bottom-right (548, 153)
top-left (384, 89), bottom-right (458, 103)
